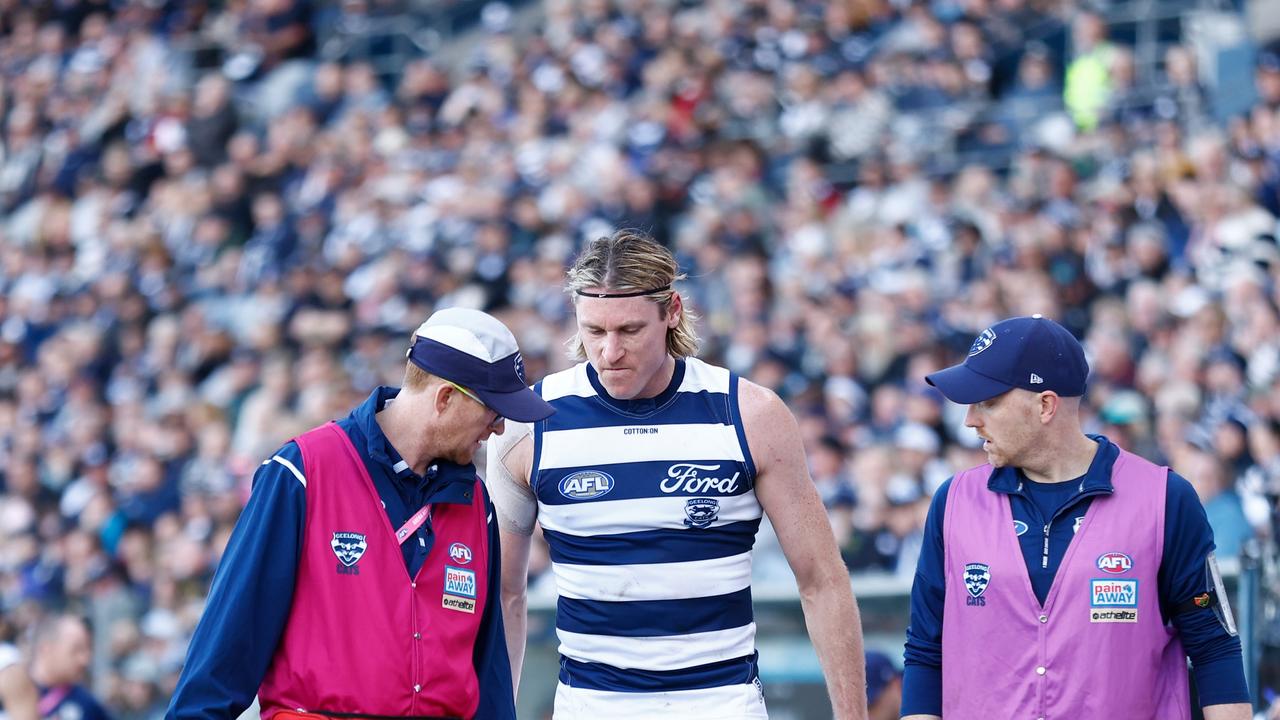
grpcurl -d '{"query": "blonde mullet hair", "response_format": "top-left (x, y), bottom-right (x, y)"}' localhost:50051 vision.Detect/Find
top-left (565, 230), bottom-right (700, 360)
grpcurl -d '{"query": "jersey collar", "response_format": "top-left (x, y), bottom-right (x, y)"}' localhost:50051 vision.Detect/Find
top-left (585, 358), bottom-right (687, 416)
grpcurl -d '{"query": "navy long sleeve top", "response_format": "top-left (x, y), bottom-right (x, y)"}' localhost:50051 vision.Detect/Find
top-left (902, 435), bottom-right (1248, 715)
top-left (166, 387), bottom-right (516, 720)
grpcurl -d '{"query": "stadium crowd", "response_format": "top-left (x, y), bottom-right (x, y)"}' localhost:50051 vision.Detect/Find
top-left (0, 0), bottom-right (1278, 715)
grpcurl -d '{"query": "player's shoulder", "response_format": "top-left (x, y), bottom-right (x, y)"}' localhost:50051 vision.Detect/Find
top-left (538, 362), bottom-right (592, 401)
top-left (487, 420), bottom-right (534, 479)
top-left (734, 375), bottom-right (790, 427)
top-left (681, 356), bottom-right (733, 393)
top-left (735, 378), bottom-right (804, 472)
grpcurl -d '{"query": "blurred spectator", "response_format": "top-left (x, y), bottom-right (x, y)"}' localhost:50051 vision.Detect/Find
top-left (186, 74), bottom-right (239, 168)
top-left (995, 42), bottom-right (1062, 142)
top-left (1255, 49), bottom-right (1280, 111)
top-left (1153, 45), bottom-right (1209, 131)
top-left (1064, 11), bottom-right (1118, 131)
top-left (825, 68), bottom-right (892, 165)
top-left (30, 614), bottom-right (111, 720)
top-left (865, 650), bottom-right (902, 720)
top-left (1104, 46), bottom-right (1150, 131)
top-left (230, 0), bottom-right (317, 119)
top-left (883, 475), bottom-right (929, 579)
top-left (1178, 438), bottom-right (1256, 560)
top-left (811, 433), bottom-right (859, 559)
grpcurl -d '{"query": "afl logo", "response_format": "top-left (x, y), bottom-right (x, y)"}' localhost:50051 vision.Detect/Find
top-left (449, 542), bottom-right (473, 565)
top-left (1097, 552), bottom-right (1133, 574)
top-left (968, 328), bottom-right (997, 356)
top-left (558, 470), bottom-right (615, 500)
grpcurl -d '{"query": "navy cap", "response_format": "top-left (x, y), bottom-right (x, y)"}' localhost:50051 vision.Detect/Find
top-left (926, 315), bottom-right (1088, 404)
top-left (408, 308), bottom-right (555, 423)
top-left (865, 651), bottom-right (901, 706)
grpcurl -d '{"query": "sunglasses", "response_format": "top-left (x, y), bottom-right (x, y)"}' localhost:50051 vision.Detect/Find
top-left (446, 381), bottom-right (504, 430)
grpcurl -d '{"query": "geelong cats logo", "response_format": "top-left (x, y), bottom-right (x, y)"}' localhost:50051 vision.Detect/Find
top-left (332, 532), bottom-right (368, 574)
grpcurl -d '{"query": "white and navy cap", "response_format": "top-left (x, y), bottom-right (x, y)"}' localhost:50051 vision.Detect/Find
top-left (408, 307), bottom-right (554, 422)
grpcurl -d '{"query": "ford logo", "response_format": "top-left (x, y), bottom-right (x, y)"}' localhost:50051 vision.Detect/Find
top-left (559, 470), bottom-right (615, 500)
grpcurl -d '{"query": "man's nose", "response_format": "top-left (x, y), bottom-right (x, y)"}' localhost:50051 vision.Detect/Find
top-left (602, 334), bottom-right (625, 363)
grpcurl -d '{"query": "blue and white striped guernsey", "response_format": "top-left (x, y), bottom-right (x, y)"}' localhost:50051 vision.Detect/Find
top-left (532, 357), bottom-right (764, 703)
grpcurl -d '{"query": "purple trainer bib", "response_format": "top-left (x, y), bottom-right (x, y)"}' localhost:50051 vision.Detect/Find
top-left (941, 448), bottom-right (1189, 719)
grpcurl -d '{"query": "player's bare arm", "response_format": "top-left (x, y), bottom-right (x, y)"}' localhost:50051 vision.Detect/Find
top-left (740, 378), bottom-right (869, 720)
top-left (486, 420), bottom-right (537, 690)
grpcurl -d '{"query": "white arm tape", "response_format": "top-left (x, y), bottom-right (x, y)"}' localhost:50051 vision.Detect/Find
top-left (484, 420), bottom-right (538, 536)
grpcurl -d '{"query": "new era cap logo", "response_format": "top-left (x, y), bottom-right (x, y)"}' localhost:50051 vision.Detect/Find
top-left (1030, 373), bottom-right (1044, 384)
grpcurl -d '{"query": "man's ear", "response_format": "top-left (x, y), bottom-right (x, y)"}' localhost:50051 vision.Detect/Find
top-left (434, 382), bottom-right (457, 415)
top-left (1039, 391), bottom-right (1061, 424)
